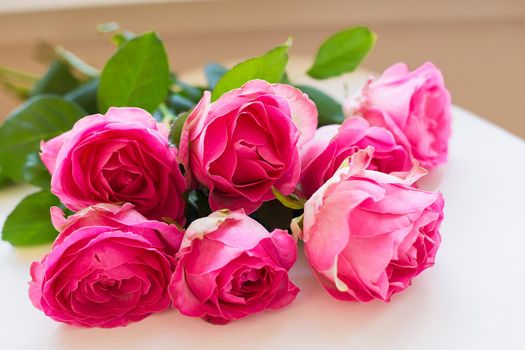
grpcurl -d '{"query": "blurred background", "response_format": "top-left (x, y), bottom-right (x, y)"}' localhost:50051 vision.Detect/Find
top-left (0, 0), bottom-right (524, 138)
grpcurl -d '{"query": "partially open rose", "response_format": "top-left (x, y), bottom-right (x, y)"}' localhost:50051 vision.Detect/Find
top-left (40, 107), bottom-right (187, 223)
top-left (299, 117), bottom-right (411, 198)
top-left (178, 80), bottom-right (318, 213)
top-left (299, 148), bottom-right (444, 302)
top-left (346, 62), bottom-right (452, 169)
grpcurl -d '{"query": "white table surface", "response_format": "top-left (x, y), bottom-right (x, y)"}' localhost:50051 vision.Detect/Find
top-left (1, 76), bottom-right (524, 349)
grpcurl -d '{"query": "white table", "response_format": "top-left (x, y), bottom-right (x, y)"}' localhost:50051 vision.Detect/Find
top-left (1, 78), bottom-right (524, 349)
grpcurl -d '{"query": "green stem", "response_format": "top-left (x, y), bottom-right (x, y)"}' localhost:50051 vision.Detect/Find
top-left (0, 66), bottom-right (38, 83)
top-left (158, 103), bottom-right (177, 127)
top-left (55, 47), bottom-right (100, 78)
top-left (0, 80), bottom-right (31, 98)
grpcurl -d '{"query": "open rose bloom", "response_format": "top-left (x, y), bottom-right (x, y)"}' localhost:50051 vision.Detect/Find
top-left (299, 149), bottom-right (444, 302)
top-left (40, 107), bottom-right (187, 223)
top-left (169, 210), bottom-right (299, 324)
top-left (29, 204), bottom-right (183, 328)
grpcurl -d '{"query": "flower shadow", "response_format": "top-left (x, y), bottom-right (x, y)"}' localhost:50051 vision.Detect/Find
top-left (54, 241), bottom-right (436, 350)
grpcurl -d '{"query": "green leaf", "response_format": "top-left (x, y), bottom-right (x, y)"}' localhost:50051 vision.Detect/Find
top-left (0, 178), bottom-right (10, 188)
top-left (204, 63), bottom-right (227, 90)
top-left (186, 188), bottom-right (212, 222)
top-left (211, 39), bottom-right (292, 101)
top-left (280, 72), bottom-right (292, 84)
top-left (171, 76), bottom-right (204, 103)
top-left (272, 187), bottom-right (306, 210)
top-left (65, 78), bottom-right (99, 114)
top-left (98, 32), bottom-right (170, 113)
top-left (308, 26), bottom-right (376, 79)
top-left (295, 84), bottom-right (344, 126)
top-left (0, 167), bottom-right (11, 188)
top-left (112, 31), bottom-right (136, 47)
top-left (0, 96), bottom-right (86, 187)
top-left (1, 190), bottom-right (60, 246)
top-left (30, 60), bottom-right (81, 97)
top-left (169, 111), bottom-right (190, 148)
top-left (168, 94), bottom-right (195, 114)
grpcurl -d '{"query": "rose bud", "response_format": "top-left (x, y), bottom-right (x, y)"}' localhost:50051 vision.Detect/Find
top-left (178, 79), bottom-right (318, 214)
top-left (169, 209), bottom-right (299, 324)
top-left (299, 116), bottom-right (411, 198)
top-left (345, 62), bottom-right (452, 170)
top-left (299, 148), bottom-right (444, 302)
top-left (40, 107), bottom-right (187, 223)
top-left (29, 203), bottom-right (183, 328)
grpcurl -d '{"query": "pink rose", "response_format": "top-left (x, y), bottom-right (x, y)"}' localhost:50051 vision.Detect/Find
top-left (299, 148), bottom-right (444, 302)
top-left (346, 62), bottom-right (452, 169)
top-left (178, 79), bottom-right (318, 214)
top-left (169, 209), bottom-right (299, 324)
top-left (40, 107), bottom-right (187, 222)
top-left (29, 203), bottom-right (183, 328)
top-left (50, 203), bottom-right (183, 253)
top-left (299, 117), bottom-right (411, 198)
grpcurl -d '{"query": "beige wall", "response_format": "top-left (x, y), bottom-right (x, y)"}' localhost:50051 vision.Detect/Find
top-left (1, 0), bottom-right (524, 138)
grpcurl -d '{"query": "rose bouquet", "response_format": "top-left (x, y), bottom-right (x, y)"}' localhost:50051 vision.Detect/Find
top-left (0, 25), bottom-right (450, 326)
